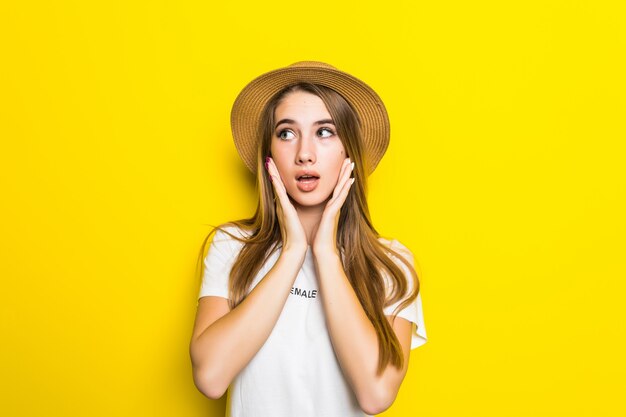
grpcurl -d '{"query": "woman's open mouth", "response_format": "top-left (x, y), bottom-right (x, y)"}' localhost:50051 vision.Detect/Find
top-left (296, 175), bottom-right (319, 192)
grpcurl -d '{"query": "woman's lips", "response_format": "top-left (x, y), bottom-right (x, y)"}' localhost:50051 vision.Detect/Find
top-left (296, 177), bottom-right (319, 192)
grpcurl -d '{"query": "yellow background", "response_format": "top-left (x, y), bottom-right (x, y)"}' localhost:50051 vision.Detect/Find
top-left (1, 1), bottom-right (625, 416)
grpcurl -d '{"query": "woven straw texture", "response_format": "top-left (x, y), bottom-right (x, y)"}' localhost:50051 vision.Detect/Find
top-left (230, 62), bottom-right (390, 175)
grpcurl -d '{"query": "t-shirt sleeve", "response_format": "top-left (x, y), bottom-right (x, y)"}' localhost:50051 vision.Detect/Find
top-left (198, 226), bottom-right (243, 300)
top-left (382, 239), bottom-right (428, 350)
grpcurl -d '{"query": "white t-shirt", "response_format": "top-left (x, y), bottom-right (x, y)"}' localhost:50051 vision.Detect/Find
top-left (199, 225), bottom-right (427, 417)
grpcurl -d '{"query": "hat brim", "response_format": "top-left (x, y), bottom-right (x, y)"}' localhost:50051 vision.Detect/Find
top-left (230, 63), bottom-right (390, 176)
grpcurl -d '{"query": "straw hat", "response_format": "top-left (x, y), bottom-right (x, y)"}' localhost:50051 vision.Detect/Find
top-left (230, 61), bottom-right (390, 175)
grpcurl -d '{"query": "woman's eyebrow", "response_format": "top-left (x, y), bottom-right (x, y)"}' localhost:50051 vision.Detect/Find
top-left (275, 118), bottom-right (295, 128)
top-left (275, 118), bottom-right (335, 128)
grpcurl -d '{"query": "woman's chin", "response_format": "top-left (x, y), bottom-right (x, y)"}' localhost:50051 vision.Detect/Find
top-left (288, 191), bottom-right (332, 210)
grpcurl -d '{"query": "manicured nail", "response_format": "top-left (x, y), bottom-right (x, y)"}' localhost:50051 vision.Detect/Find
top-left (351, 162), bottom-right (355, 171)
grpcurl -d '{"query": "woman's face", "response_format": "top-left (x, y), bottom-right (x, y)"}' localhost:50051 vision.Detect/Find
top-left (270, 90), bottom-right (347, 210)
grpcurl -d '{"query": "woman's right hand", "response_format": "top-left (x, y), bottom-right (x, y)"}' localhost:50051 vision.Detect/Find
top-left (265, 156), bottom-right (308, 253)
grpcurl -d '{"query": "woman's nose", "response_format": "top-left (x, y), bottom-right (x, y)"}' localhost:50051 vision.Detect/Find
top-left (296, 136), bottom-right (316, 165)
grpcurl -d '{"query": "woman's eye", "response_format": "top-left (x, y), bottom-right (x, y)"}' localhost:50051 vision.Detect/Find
top-left (318, 128), bottom-right (335, 138)
top-left (278, 130), bottom-right (295, 140)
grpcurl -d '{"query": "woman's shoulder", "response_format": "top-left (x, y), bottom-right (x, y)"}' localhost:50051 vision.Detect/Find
top-left (377, 236), bottom-right (415, 264)
top-left (209, 223), bottom-right (253, 252)
top-left (214, 223), bottom-right (252, 238)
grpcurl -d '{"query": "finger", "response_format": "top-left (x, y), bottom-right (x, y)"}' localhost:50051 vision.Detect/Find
top-left (266, 157), bottom-right (288, 200)
top-left (330, 176), bottom-right (355, 210)
top-left (266, 158), bottom-right (298, 216)
top-left (328, 158), bottom-right (351, 204)
top-left (329, 159), bottom-right (355, 206)
top-left (329, 158), bottom-right (355, 205)
top-left (338, 158), bottom-right (353, 183)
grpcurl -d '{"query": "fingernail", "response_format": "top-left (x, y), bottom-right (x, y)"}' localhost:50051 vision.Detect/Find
top-left (351, 162), bottom-right (355, 171)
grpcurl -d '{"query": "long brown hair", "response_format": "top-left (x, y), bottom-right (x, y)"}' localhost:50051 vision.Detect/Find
top-left (197, 82), bottom-right (420, 373)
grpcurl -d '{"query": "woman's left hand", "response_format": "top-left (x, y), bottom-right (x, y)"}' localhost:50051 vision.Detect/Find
top-left (312, 157), bottom-right (355, 256)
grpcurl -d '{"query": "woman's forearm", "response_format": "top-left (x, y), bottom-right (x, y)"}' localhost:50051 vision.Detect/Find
top-left (190, 246), bottom-right (306, 398)
top-left (313, 250), bottom-right (410, 415)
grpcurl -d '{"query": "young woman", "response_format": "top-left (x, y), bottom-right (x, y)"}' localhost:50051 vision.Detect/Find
top-left (190, 61), bottom-right (427, 417)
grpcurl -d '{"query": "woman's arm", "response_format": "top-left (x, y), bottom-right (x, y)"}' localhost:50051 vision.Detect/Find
top-left (313, 250), bottom-right (413, 415)
top-left (191, 158), bottom-right (310, 399)
top-left (189, 246), bottom-right (306, 399)
top-left (307, 158), bottom-right (413, 414)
